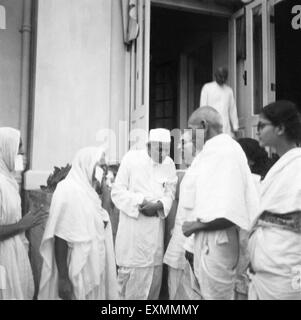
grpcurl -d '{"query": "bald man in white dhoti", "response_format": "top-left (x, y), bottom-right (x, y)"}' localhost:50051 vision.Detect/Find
top-left (111, 129), bottom-right (177, 300)
top-left (182, 107), bottom-right (259, 300)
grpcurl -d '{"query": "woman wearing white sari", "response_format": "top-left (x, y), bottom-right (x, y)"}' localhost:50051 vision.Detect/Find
top-left (249, 100), bottom-right (301, 300)
top-left (38, 147), bottom-right (119, 300)
top-left (0, 127), bottom-right (46, 300)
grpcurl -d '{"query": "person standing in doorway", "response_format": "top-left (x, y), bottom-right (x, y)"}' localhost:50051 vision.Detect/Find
top-left (200, 67), bottom-right (239, 137)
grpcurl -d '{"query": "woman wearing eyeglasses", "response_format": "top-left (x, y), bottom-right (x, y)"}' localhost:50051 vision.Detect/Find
top-left (248, 100), bottom-right (301, 300)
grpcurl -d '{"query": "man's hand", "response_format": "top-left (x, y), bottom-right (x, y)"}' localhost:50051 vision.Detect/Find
top-left (58, 277), bottom-right (74, 300)
top-left (182, 221), bottom-right (203, 237)
top-left (139, 200), bottom-right (159, 217)
top-left (18, 207), bottom-right (48, 231)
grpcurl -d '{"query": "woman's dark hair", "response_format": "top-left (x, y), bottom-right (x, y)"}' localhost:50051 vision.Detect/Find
top-left (261, 100), bottom-right (301, 143)
top-left (238, 138), bottom-right (274, 179)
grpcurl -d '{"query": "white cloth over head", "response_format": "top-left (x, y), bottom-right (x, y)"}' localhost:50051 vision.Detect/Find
top-left (38, 147), bottom-right (119, 300)
top-left (0, 127), bottom-right (34, 300)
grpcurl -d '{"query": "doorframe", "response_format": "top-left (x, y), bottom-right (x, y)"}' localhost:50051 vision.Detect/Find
top-left (151, 0), bottom-right (233, 17)
top-left (228, 7), bottom-right (245, 136)
top-left (229, 0), bottom-right (277, 138)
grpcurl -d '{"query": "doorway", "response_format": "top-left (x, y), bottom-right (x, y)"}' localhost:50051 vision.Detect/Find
top-left (150, 6), bottom-right (229, 134)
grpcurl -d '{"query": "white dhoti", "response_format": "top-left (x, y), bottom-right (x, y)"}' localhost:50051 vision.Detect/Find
top-left (167, 267), bottom-right (183, 300)
top-left (118, 266), bottom-right (162, 300)
top-left (194, 227), bottom-right (239, 300)
top-left (168, 262), bottom-right (202, 300)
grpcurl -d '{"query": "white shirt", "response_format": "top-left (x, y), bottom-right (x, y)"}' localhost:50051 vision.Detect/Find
top-left (111, 149), bottom-right (177, 268)
top-left (200, 81), bottom-right (239, 135)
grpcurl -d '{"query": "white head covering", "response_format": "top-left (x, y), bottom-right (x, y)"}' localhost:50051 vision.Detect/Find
top-left (149, 128), bottom-right (171, 143)
top-left (0, 127), bottom-right (22, 224)
top-left (67, 146), bottom-right (105, 194)
top-left (0, 127), bottom-right (20, 176)
top-left (0, 128), bottom-right (34, 300)
top-left (39, 146), bottom-right (119, 300)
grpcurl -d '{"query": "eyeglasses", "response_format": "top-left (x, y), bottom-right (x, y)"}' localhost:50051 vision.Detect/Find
top-left (257, 121), bottom-right (273, 132)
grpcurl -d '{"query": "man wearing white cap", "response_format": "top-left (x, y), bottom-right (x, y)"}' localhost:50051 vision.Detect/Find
top-left (111, 128), bottom-right (177, 300)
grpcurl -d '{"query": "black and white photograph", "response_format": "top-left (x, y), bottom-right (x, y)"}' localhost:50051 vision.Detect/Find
top-left (0, 0), bottom-right (301, 307)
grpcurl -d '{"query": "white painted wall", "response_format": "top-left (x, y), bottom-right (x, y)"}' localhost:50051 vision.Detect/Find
top-left (109, 0), bottom-right (128, 164)
top-left (25, 0), bottom-right (128, 189)
top-left (0, 0), bottom-right (23, 128)
top-left (26, 0), bottom-right (112, 188)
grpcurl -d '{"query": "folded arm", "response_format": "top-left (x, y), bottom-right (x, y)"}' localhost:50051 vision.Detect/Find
top-left (111, 155), bottom-right (144, 219)
top-left (182, 218), bottom-right (234, 237)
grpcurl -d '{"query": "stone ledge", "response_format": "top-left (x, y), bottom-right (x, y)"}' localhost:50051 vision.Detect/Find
top-left (24, 170), bottom-right (52, 190)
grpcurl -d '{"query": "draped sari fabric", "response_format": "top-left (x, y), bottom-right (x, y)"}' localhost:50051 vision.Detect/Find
top-left (38, 147), bottom-right (119, 300)
top-left (249, 148), bottom-right (301, 300)
top-left (0, 127), bottom-right (34, 300)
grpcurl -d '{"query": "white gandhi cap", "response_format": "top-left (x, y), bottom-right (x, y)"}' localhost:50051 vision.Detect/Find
top-left (149, 128), bottom-right (171, 143)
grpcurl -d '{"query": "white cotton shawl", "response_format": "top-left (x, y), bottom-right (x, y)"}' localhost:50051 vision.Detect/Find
top-left (38, 147), bottom-right (119, 300)
top-left (258, 147), bottom-right (301, 218)
top-left (248, 148), bottom-right (301, 300)
top-left (0, 127), bottom-right (34, 300)
top-left (185, 134), bottom-right (259, 231)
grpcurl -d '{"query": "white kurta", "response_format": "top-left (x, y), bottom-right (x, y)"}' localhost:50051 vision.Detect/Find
top-left (111, 149), bottom-right (177, 268)
top-left (38, 147), bottom-right (119, 300)
top-left (249, 148), bottom-right (301, 300)
top-left (0, 128), bottom-right (34, 300)
top-left (200, 81), bottom-right (239, 136)
top-left (184, 134), bottom-right (259, 300)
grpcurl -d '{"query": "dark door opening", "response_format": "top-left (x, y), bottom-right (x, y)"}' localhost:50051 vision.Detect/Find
top-left (275, 0), bottom-right (301, 111)
top-left (150, 6), bottom-right (228, 131)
